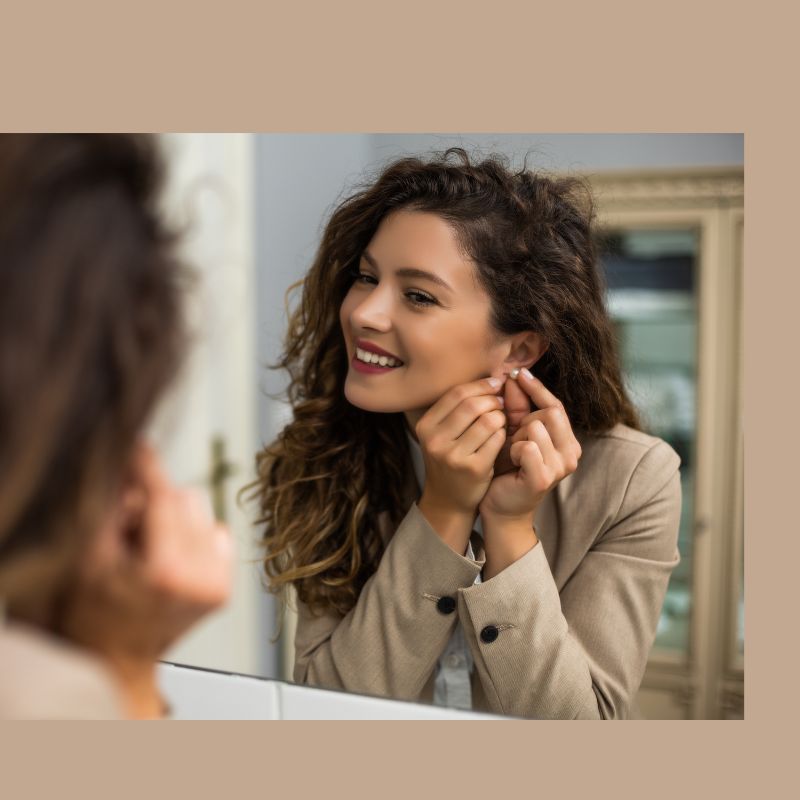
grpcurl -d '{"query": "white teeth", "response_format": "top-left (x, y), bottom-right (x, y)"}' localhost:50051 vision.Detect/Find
top-left (355, 347), bottom-right (402, 367)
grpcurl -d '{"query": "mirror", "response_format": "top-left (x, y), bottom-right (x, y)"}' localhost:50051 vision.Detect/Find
top-left (148, 134), bottom-right (743, 720)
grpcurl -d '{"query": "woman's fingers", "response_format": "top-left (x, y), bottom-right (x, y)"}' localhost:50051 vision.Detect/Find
top-left (507, 372), bottom-right (582, 467)
top-left (480, 374), bottom-right (579, 518)
top-left (453, 408), bottom-right (507, 456)
top-left (419, 376), bottom-right (505, 432)
top-left (527, 418), bottom-right (559, 467)
top-left (510, 419), bottom-right (557, 473)
top-left (130, 440), bottom-right (170, 494)
top-left (509, 410), bottom-right (580, 480)
top-left (444, 395), bottom-right (506, 444)
top-left (417, 377), bottom-right (513, 520)
top-left (510, 439), bottom-right (546, 481)
top-left (511, 439), bottom-right (562, 494)
top-left (145, 486), bottom-right (233, 607)
top-left (473, 426), bottom-right (507, 464)
top-left (125, 442), bottom-right (233, 608)
top-left (502, 373), bottom-right (532, 432)
top-left (512, 407), bottom-right (580, 456)
top-left (515, 369), bottom-right (563, 411)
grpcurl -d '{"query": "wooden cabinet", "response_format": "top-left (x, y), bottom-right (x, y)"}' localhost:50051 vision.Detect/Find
top-left (590, 168), bottom-right (744, 719)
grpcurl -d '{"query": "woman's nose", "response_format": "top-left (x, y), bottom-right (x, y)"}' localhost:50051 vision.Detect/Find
top-left (350, 287), bottom-right (393, 332)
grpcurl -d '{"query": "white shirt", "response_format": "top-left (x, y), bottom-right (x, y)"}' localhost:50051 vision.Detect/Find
top-left (406, 433), bottom-right (482, 710)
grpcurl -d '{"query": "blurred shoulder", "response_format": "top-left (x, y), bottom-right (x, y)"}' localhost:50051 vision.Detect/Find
top-left (0, 623), bottom-right (123, 719)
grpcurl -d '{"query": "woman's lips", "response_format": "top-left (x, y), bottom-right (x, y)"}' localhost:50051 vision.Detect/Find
top-left (354, 339), bottom-right (402, 362)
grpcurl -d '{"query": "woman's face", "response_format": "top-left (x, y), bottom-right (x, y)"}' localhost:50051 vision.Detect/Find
top-left (339, 210), bottom-right (513, 423)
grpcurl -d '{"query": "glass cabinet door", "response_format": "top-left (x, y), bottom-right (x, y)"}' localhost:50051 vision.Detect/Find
top-left (591, 169), bottom-right (743, 718)
top-left (597, 228), bottom-right (698, 658)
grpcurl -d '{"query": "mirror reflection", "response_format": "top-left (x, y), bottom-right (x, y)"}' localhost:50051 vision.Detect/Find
top-left (253, 149), bottom-right (678, 722)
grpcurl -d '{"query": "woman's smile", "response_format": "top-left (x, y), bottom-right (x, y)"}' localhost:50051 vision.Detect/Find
top-left (352, 338), bottom-right (404, 371)
top-left (339, 209), bottom-right (510, 417)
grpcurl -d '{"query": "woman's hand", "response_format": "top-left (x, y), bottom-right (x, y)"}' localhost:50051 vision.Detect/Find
top-left (61, 442), bottom-right (233, 718)
top-left (415, 376), bottom-right (508, 553)
top-left (480, 370), bottom-right (582, 522)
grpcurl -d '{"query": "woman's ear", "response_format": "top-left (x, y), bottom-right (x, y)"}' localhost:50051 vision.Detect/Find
top-left (503, 332), bottom-right (549, 372)
top-left (82, 477), bottom-right (148, 580)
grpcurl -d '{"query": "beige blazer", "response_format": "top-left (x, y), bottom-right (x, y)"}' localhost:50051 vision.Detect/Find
top-left (0, 621), bottom-right (123, 719)
top-left (293, 424), bottom-right (681, 719)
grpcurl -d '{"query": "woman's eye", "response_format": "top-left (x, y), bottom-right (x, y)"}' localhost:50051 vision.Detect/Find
top-left (351, 269), bottom-right (377, 285)
top-left (405, 290), bottom-right (438, 307)
top-left (348, 267), bottom-right (437, 307)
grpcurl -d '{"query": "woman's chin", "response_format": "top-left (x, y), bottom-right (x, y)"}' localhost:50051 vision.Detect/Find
top-left (345, 394), bottom-right (396, 414)
top-left (344, 379), bottom-right (407, 414)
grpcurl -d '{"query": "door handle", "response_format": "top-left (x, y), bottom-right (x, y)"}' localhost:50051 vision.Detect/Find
top-left (209, 434), bottom-right (238, 523)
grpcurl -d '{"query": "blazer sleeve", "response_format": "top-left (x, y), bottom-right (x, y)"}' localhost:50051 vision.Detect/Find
top-left (292, 504), bottom-right (483, 702)
top-left (458, 438), bottom-right (681, 719)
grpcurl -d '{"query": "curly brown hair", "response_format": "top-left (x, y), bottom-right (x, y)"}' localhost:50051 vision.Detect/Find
top-left (253, 148), bottom-right (640, 617)
top-left (0, 134), bottom-right (187, 629)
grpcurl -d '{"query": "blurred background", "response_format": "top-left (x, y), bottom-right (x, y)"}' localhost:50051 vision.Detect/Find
top-left (151, 134), bottom-right (743, 719)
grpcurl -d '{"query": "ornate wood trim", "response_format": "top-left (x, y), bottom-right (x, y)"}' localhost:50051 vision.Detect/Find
top-left (586, 168), bottom-right (743, 209)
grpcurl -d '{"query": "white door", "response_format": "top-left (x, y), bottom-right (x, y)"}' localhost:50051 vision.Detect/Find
top-left (147, 134), bottom-right (274, 677)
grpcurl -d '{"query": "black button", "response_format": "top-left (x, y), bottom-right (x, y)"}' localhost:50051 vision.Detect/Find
top-left (436, 596), bottom-right (456, 615)
top-left (480, 625), bottom-right (499, 643)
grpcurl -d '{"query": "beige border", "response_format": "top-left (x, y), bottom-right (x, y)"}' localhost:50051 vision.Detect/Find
top-left (1, 0), bottom-right (793, 794)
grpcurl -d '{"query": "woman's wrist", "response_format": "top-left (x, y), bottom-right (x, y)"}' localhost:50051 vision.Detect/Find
top-left (480, 511), bottom-right (539, 580)
top-left (418, 492), bottom-right (476, 555)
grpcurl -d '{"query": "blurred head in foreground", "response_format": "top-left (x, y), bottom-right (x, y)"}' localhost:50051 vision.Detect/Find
top-left (0, 134), bottom-right (230, 718)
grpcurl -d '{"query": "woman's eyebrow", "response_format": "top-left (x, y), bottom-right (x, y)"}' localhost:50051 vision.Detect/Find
top-left (362, 250), bottom-right (454, 292)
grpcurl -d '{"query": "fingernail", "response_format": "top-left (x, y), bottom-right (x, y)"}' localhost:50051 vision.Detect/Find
top-left (487, 377), bottom-right (502, 388)
top-left (497, 397), bottom-right (505, 407)
top-left (521, 368), bottom-right (533, 380)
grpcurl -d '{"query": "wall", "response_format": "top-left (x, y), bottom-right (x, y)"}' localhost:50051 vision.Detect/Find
top-left (368, 133), bottom-right (744, 171)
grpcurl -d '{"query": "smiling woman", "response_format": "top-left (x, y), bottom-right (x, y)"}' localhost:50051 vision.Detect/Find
top-left (251, 148), bottom-right (680, 719)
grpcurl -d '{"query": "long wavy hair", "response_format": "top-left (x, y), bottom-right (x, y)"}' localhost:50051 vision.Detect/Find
top-left (254, 148), bottom-right (640, 617)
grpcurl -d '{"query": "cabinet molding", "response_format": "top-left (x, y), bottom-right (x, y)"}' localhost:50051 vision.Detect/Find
top-left (588, 168), bottom-right (743, 209)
